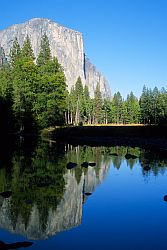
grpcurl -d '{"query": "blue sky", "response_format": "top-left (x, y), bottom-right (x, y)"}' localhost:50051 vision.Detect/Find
top-left (0, 0), bottom-right (167, 98)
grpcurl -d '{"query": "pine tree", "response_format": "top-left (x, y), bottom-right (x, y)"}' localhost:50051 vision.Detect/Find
top-left (34, 53), bottom-right (67, 128)
top-left (21, 35), bottom-right (35, 61)
top-left (156, 88), bottom-right (167, 124)
top-left (94, 82), bottom-right (103, 124)
top-left (11, 37), bottom-right (38, 133)
top-left (73, 77), bottom-right (84, 125)
top-left (151, 87), bottom-right (159, 124)
top-left (9, 37), bottom-right (21, 67)
top-left (68, 86), bottom-right (76, 124)
top-left (83, 85), bottom-right (91, 124)
top-left (111, 92), bottom-right (123, 124)
top-left (125, 91), bottom-right (140, 124)
top-left (122, 100), bottom-right (128, 124)
top-left (37, 33), bottom-right (51, 66)
top-left (139, 85), bottom-right (149, 124)
top-left (103, 98), bottom-right (111, 124)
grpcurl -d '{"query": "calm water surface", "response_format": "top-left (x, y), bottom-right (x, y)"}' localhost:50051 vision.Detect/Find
top-left (0, 138), bottom-right (167, 250)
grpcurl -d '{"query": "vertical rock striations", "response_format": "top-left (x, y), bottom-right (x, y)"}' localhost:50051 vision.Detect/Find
top-left (85, 56), bottom-right (111, 98)
top-left (0, 47), bottom-right (7, 67)
top-left (0, 18), bottom-right (111, 97)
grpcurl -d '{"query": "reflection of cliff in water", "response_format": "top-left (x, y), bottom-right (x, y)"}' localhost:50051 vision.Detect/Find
top-left (0, 172), bottom-right (83, 240)
top-left (0, 140), bottom-right (167, 240)
top-left (0, 141), bottom-right (111, 240)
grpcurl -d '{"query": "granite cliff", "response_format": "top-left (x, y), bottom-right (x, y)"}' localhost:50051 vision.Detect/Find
top-left (0, 18), bottom-right (111, 97)
top-left (0, 47), bottom-right (7, 66)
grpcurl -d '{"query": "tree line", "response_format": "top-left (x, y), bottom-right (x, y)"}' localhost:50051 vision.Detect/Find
top-left (0, 34), bottom-right (167, 134)
top-left (66, 80), bottom-right (167, 126)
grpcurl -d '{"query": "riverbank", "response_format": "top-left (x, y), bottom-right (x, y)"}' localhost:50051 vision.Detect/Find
top-left (49, 125), bottom-right (167, 150)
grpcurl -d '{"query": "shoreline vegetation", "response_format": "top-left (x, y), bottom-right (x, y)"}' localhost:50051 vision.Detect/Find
top-left (0, 34), bottom-right (167, 141)
top-left (45, 124), bottom-right (167, 151)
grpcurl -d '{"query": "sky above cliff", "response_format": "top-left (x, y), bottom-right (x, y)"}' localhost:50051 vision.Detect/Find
top-left (1, 0), bottom-right (167, 98)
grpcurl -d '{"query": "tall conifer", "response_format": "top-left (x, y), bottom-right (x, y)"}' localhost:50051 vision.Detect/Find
top-left (37, 33), bottom-right (51, 66)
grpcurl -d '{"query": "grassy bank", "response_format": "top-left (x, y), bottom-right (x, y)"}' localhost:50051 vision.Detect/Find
top-left (52, 124), bottom-right (167, 139)
top-left (49, 125), bottom-right (167, 149)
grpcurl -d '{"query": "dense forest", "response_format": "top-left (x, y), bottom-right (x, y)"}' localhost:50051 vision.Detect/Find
top-left (0, 34), bottom-right (167, 134)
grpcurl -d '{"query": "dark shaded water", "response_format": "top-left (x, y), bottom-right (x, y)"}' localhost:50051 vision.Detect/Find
top-left (0, 138), bottom-right (167, 249)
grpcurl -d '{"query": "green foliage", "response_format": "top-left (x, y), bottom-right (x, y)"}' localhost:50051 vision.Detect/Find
top-left (37, 33), bottom-right (51, 66)
top-left (0, 34), bottom-right (68, 133)
top-left (103, 98), bottom-right (112, 124)
top-left (0, 35), bottom-right (167, 131)
top-left (0, 137), bottom-right (167, 233)
top-left (111, 92), bottom-right (123, 124)
top-left (94, 82), bottom-right (103, 123)
top-left (9, 37), bottom-right (21, 67)
top-left (66, 77), bottom-right (85, 125)
top-left (21, 35), bottom-right (35, 61)
top-left (139, 86), bottom-right (167, 124)
top-left (74, 77), bottom-right (84, 124)
top-left (0, 139), bottom-right (66, 229)
top-left (11, 38), bottom-right (38, 132)
top-left (35, 56), bottom-right (67, 128)
top-left (83, 85), bottom-right (92, 123)
top-left (124, 91), bottom-right (140, 124)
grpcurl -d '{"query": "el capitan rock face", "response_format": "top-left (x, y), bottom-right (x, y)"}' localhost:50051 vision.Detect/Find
top-left (0, 47), bottom-right (7, 67)
top-left (0, 18), bottom-right (111, 97)
top-left (85, 56), bottom-right (111, 98)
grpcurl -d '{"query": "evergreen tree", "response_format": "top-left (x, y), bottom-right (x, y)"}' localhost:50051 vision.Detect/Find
top-left (35, 53), bottom-right (67, 128)
top-left (75, 77), bottom-right (83, 97)
top-left (68, 86), bottom-right (76, 124)
top-left (3, 34), bottom-right (167, 132)
top-left (103, 98), bottom-right (111, 124)
top-left (73, 77), bottom-right (84, 125)
top-left (37, 33), bottom-right (51, 66)
top-left (139, 85), bottom-right (167, 124)
top-left (94, 82), bottom-right (103, 124)
top-left (122, 100), bottom-right (128, 124)
top-left (125, 91), bottom-right (140, 124)
top-left (83, 85), bottom-right (92, 124)
top-left (156, 89), bottom-right (167, 123)
top-left (9, 37), bottom-right (21, 67)
top-left (11, 37), bottom-right (38, 132)
top-left (139, 86), bottom-right (151, 124)
top-left (151, 87), bottom-right (159, 124)
top-left (21, 35), bottom-right (35, 61)
top-left (111, 92), bottom-right (123, 124)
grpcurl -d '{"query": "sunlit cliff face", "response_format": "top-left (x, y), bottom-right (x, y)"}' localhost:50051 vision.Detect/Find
top-left (0, 18), bottom-right (111, 98)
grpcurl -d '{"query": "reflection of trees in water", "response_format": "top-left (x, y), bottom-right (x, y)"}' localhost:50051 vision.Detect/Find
top-left (0, 140), bottom-right (167, 239)
top-left (69, 145), bottom-right (167, 176)
top-left (103, 146), bottom-right (140, 169)
top-left (0, 141), bottom-right (113, 238)
top-left (139, 149), bottom-right (167, 176)
top-left (65, 145), bottom-right (111, 184)
top-left (0, 138), bottom-right (66, 231)
top-left (106, 146), bottom-right (167, 176)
